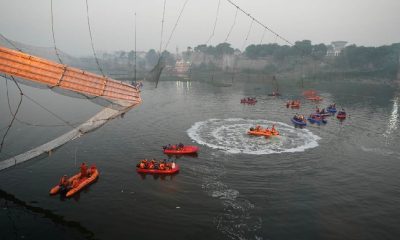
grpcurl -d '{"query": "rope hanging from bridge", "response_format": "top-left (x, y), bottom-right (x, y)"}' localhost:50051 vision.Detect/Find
top-left (0, 34), bottom-right (22, 52)
top-left (206, 0), bottom-right (221, 45)
top-left (159, 0), bottom-right (167, 54)
top-left (85, 0), bottom-right (105, 77)
top-left (50, 0), bottom-right (63, 65)
top-left (225, 6), bottom-right (238, 43)
top-left (241, 18), bottom-right (254, 51)
top-left (163, 0), bottom-right (189, 51)
top-left (259, 28), bottom-right (266, 45)
top-left (0, 76), bottom-right (22, 153)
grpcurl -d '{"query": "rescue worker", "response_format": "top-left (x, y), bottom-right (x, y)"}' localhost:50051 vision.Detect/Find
top-left (80, 162), bottom-right (88, 179)
top-left (271, 124), bottom-right (276, 134)
top-left (148, 161), bottom-right (155, 169)
top-left (159, 161), bottom-right (165, 170)
top-left (139, 161), bottom-right (145, 169)
top-left (178, 143), bottom-right (184, 149)
top-left (59, 175), bottom-right (70, 190)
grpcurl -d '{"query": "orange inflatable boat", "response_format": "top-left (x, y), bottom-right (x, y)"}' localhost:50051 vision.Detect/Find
top-left (50, 166), bottom-right (99, 197)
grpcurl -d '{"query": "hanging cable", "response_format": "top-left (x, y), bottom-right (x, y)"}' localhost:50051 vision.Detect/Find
top-left (23, 94), bottom-right (76, 128)
top-left (0, 76), bottom-right (23, 153)
top-left (159, 0), bottom-right (167, 55)
top-left (85, 0), bottom-right (105, 77)
top-left (163, 0), bottom-right (189, 51)
top-left (206, 0), bottom-right (221, 45)
top-left (0, 33), bottom-right (22, 52)
top-left (50, 0), bottom-right (63, 64)
top-left (2, 75), bottom-right (75, 129)
top-left (225, 0), bottom-right (293, 46)
top-left (259, 28), bottom-right (266, 45)
top-left (225, 7), bottom-right (238, 43)
top-left (241, 18), bottom-right (254, 51)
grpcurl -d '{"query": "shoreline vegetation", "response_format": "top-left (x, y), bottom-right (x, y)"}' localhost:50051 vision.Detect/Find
top-left (1, 38), bottom-right (399, 85)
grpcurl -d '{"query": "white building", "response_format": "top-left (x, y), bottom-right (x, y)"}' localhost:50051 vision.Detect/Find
top-left (326, 41), bottom-right (347, 57)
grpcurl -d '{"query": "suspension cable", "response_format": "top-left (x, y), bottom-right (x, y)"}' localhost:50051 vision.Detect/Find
top-left (163, 0), bottom-right (189, 52)
top-left (225, 0), bottom-right (293, 46)
top-left (85, 0), bottom-right (105, 77)
top-left (241, 18), bottom-right (254, 51)
top-left (50, 0), bottom-right (63, 64)
top-left (225, 6), bottom-right (238, 43)
top-left (159, 0), bottom-right (167, 54)
top-left (0, 77), bottom-right (23, 152)
top-left (0, 33), bottom-right (22, 52)
top-left (206, 0), bottom-right (221, 45)
top-left (259, 28), bottom-right (266, 45)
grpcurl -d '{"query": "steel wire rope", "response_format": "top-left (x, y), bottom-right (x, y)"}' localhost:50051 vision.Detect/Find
top-left (225, 0), bottom-right (293, 46)
top-left (85, 0), bottom-right (106, 77)
top-left (206, 0), bottom-right (221, 45)
top-left (0, 77), bottom-right (23, 152)
top-left (241, 18), bottom-right (254, 51)
top-left (0, 33), bottom-right (22, 52)
top-left (159, 0), bottom-right (167, 55)
top-left (259, 28), bottom-right (266, 45)
top-left (163, 0), bottom-right (189, 52)
top-left (3, 75), bottom-right (76, 129)
top-left (151, 0), bottom-right (189, 87)
top-left (50, 0), bottom-right (63, 64)
top-left (1, 75), bottom-right (116, 128)
top-left (225, 6), bottom-right (238, 43)
top-left (207, 0), bottom-right (222, 83)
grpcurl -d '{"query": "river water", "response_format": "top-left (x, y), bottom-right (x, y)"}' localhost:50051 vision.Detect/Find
top-left (1, 78), bottom-right (400, 240)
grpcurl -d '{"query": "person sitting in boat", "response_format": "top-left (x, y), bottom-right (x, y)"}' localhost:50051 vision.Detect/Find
top-left (316, 107), bottom-right (320, 113)
top-left (153, 161), bottom-right (159, 169)
top-left (80, 162), bottom-right (88, 179)
top-left (178, 143), bottom-right (184, 149)
top-left (171, 161), bottom-right (176, 169)
top-left (159, 161), bottom-right (165, 170)
top-left (148, 161), bottom-right (155, 169)
top-left (255, 125), bottom-right (261, 131)
top-left (59, 175), bottom-right (70, 190)
top-left (320, 108), bottom-right (326, 114)
top-left (139, 161), bottom-right (145, 169)
top-left (249, 127), bottom-right (254, 131)
top-left (271, 124), bottom-right (276, 132)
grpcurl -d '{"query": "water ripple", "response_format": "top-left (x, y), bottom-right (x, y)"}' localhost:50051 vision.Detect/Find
top-left (187, 118), bottom-right (321, 155)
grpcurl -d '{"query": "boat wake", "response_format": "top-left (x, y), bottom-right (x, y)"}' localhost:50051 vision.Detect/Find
top-left (187, 153), bottom-right (263, 240)
top-left (187, 118), bottom-right (320, 155)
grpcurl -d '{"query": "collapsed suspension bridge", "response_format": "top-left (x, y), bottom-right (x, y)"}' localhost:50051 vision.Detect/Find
top-left (0, 0), bottom-right (295, 171)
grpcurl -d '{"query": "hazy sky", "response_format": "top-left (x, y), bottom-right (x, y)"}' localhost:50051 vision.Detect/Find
top-left (1, 0), bottom-right (399, 56)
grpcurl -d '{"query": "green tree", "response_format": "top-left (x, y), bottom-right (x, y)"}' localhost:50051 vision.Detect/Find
top-left (145, 49), bottom-right (158, 67)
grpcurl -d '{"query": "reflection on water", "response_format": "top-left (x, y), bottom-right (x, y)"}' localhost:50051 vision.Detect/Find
top-left (1, 80), bottom-right (400, 240)
top-left (0, 189), bottom-right (95, 240)
top-left (384, 96), bottom-right (399, 138)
